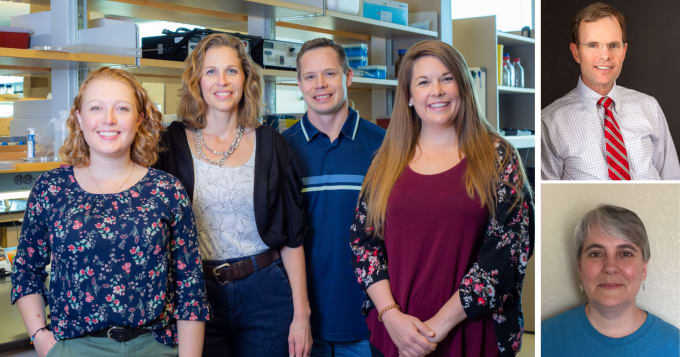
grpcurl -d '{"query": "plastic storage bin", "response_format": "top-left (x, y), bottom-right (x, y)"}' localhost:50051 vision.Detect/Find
top-left (348, 56), bottom-right (368, 69)
top-left (342, 43), bottom-right (368, 57)
top-left (358, 65), bottom-right (387, 79)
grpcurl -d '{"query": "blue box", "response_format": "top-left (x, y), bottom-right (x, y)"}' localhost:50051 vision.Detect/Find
top-left (342, 43), bottom-right (368, 57)
top-left (358, 65), bottom-right (387, 79)
top-left (363, 0), bottom-right (408, 26)
top-left (348, 56), bottom-right (368, 69)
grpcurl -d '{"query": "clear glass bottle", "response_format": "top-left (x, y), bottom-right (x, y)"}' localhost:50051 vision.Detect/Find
top-left (512, 57), bottom-right (524, 88)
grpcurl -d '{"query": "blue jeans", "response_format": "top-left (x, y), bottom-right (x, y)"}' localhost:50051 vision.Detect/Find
top-left (202, 255), bottom-right (293, 357)
top-left (311, 338), bottom-right (372, 357)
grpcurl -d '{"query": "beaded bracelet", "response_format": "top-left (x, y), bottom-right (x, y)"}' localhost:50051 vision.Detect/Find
top-left (378, 303), bottom-right (400, 322)
top-left (30, 326), bottom-right (49, 342)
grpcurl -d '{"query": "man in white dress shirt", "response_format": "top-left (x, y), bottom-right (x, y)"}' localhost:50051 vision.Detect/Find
top-left (542, 2), bottom-right (680, 180)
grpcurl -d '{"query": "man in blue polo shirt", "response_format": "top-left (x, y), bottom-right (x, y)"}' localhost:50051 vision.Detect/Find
top-left (283, 38), bottom-right (385, 356)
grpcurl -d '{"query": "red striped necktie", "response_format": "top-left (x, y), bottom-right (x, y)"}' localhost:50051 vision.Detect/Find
top-left (598, 96), bottom-right (631, 180)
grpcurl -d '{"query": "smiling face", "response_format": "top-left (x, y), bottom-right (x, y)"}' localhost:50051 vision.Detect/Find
top-left (76, 78), bottom-right (141, 161)
top-left (578, 226), bottom-right (647, 311)
top-left (298, 46), bottom-right (352, 117)
top-left (570, 16), bottom-right (628, 95)
top-left (199, 45), bottom-right (245, 115)
top-left (409, 55), bottom-right (461, 129)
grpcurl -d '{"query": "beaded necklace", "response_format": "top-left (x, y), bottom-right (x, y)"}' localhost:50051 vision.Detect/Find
top-left (192, 125), bottom-right (245, 166)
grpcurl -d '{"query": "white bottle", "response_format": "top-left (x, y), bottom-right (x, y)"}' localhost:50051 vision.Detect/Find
top-left (27, 128), bottom-right (35, 159)
top-left (512, 57), bottom-right (525, 88)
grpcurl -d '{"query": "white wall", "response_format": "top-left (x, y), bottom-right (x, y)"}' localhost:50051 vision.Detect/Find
top-left (541, 183), bottom-right (680, 328)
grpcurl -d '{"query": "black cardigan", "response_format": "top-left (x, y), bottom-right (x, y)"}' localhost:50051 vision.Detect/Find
top-left (154, 121), bottom-right (307, 249)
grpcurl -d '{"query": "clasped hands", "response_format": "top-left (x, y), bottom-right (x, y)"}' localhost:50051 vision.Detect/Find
top-left (382, 309), bottom-right (454, 357)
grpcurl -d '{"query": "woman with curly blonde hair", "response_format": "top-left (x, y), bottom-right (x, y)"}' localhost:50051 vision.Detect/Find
top-left (60, 67), bottom-right (163, 167)
top-left (12, 67), bottom-right (209, 357)
top-left (155, 33), bottom-right (312, 357)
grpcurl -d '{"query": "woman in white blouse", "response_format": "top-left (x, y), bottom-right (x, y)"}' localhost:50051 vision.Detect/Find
top-left (155, 33), bottom-right (312, 357)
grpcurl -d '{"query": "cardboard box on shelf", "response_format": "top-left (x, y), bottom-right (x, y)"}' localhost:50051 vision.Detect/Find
top-left (1, 226), bottom-right (20, 248)
top-left (409, 11), bottom-right (438, 31)
top-left (0, 118), bottom-right (11, 137)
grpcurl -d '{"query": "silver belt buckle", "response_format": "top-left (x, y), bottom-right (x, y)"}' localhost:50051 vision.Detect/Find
top-left (106, 326), bottom-right (122, 340)
top-left (213, 262), bottom-right (231, 285)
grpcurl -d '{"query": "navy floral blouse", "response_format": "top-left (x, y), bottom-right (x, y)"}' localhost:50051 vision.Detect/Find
top-left (350, 144), bottom-right (534, 356)
top-left (11, 167), bottom-right (210, 346)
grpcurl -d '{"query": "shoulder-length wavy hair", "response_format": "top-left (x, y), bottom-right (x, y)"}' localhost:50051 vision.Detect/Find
top-left (59, 67), bottom-right (163, 168)
top-left (361, 40), bottom-right (528, 237)
top-left (178, 33), bottom-right (263, 129)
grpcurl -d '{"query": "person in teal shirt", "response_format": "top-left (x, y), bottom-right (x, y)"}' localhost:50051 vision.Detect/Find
top-left (542, 204), bottom-right (679, 356)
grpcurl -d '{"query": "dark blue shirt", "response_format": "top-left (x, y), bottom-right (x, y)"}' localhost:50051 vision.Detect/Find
top-left (283, 108), bottom-right (384, 341)
top-left (11, 167), bottom-right (209, 346)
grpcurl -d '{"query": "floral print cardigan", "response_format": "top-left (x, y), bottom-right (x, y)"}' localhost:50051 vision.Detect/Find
top-left (11, 167), bottom-right (210, 346)
top-left (349, 145), bottom-right (534, 356)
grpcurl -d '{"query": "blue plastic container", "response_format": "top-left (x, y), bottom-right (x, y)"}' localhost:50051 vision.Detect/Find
top-left (348, 56), bottom-right (368, 69)
top-left (342, 43), bottom-right (368, 57)
top-left (358, 65), bottom-right (387, 79)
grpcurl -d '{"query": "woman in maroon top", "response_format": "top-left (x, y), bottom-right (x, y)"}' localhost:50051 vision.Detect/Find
top-left (349, 40), bottom-right (533, 357)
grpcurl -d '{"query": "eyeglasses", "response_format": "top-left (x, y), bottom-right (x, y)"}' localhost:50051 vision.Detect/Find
top-left (578, 41), bottom-right (625, 52)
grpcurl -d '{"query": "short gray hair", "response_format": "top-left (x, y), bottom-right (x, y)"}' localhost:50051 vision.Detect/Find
top-left (574, 204), bottom-right (650, 262)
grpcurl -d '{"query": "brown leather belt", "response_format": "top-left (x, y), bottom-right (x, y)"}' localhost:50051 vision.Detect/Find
top-left (203, 249), bottom-right (281, 285)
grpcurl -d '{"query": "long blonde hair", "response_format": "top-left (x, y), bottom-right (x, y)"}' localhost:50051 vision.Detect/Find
top-left (361, 40), bottom-right (528, 238)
